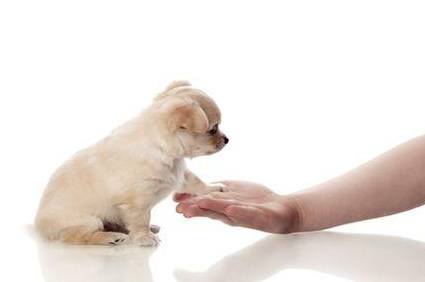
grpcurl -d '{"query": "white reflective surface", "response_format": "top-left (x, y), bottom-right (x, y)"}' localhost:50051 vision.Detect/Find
top-left (11, 208), bottom-right (425, 282)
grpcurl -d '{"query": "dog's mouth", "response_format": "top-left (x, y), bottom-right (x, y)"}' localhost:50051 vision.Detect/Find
top-left (215, 138), bottom-right (228, 152)
top-left (216, 142), bottom-right (226, 151)
top-left (197, 137), bottom-right (228, 156)
top-left (204, 145), bottom-right (224, 156)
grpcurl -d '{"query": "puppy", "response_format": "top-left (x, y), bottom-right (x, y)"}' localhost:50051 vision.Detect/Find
top-left (35, 81), bottom-right (229, 246)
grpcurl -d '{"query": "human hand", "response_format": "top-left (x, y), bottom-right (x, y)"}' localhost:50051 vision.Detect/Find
top-left (174, 181), bottom-right (300, 234)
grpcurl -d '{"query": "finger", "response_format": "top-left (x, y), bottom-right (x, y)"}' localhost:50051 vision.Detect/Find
top-left (177, 192), bottom-right (236, 206)
top-left (176, 191), bottom-right (232, 206)
top-left (176, 199), bottom-right (210, 213)
top-left (182, 205), bottom-right (235, 226)
top-left (197, 197), bottom-right (242, 213)
top-left (173, 193), bottom-right (194, 202)
top-left (207, 191), bottom-right (234, 199)
top-left (176, 201), bottom-right (193, 213)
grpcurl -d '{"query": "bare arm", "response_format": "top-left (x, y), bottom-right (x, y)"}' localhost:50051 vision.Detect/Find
top-left (176, 135), bottom-right (425, 233)
top-left (293, 134), bottom-right (425, 231)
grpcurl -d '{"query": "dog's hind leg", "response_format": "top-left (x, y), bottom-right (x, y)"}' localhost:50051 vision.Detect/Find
top-left (58, 217), bottom-right (129, 245)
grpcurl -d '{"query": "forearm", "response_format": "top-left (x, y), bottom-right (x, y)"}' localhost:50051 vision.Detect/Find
top-left (291, 135), bottom-right (425, 232)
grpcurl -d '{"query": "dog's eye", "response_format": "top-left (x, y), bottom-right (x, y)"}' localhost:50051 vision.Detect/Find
top-left (208, 124), bottom-right (218, 135)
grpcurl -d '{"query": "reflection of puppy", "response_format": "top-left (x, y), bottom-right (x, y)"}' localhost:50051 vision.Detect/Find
top-left (36, 239), bottom-right (155, 282)
top-left (35, 81), bottom-right (229, 246)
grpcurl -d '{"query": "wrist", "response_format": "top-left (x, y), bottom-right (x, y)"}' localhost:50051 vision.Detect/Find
top-left (276, 194), bottom-right (304, 234)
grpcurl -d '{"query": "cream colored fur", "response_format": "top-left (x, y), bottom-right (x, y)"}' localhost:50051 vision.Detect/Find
top-left (35, 81), bottom-right (228, 246)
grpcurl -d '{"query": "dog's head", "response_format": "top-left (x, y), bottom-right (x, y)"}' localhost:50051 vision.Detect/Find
top-left (154, 81), bottom-right (229, 157)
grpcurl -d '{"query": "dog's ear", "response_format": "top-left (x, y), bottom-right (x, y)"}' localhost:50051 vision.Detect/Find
top-left (168, 100), bottom-right (209, 134)
top-left (165, 80), bottom-right (191, 91)
top-left (154, 80), bottom-right (192, 101)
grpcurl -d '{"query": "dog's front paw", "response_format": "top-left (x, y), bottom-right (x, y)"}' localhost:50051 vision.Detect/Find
top-left (133, 233), bottom-right (160, 247)
top-left (206, 182), bottom-right (227, 193)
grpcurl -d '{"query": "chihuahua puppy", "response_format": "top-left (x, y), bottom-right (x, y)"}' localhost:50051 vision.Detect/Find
top-left (35, 81), bottom-right (229, 246)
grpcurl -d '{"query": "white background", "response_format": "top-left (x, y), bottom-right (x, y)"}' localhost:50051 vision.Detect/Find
top-left (1, 1), bottom-right (425, 281)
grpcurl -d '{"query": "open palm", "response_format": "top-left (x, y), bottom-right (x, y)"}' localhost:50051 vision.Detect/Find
top-left (174, 181), bottom-right (299, 234)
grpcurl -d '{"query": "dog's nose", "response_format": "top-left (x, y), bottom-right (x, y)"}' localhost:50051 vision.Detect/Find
top-left (223, 136), bottom-right (229, 144)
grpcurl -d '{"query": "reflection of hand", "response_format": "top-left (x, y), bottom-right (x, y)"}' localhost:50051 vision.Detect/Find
top-left (174, 180), bottom-right (300, 234)
top-left (174, 232), bottom-right (425, 282)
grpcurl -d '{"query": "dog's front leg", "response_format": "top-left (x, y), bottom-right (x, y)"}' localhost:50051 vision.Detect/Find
top-left (117, 200), bottom-right (159, 247)
top-left (178, 170), bottom-right (225, 196)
